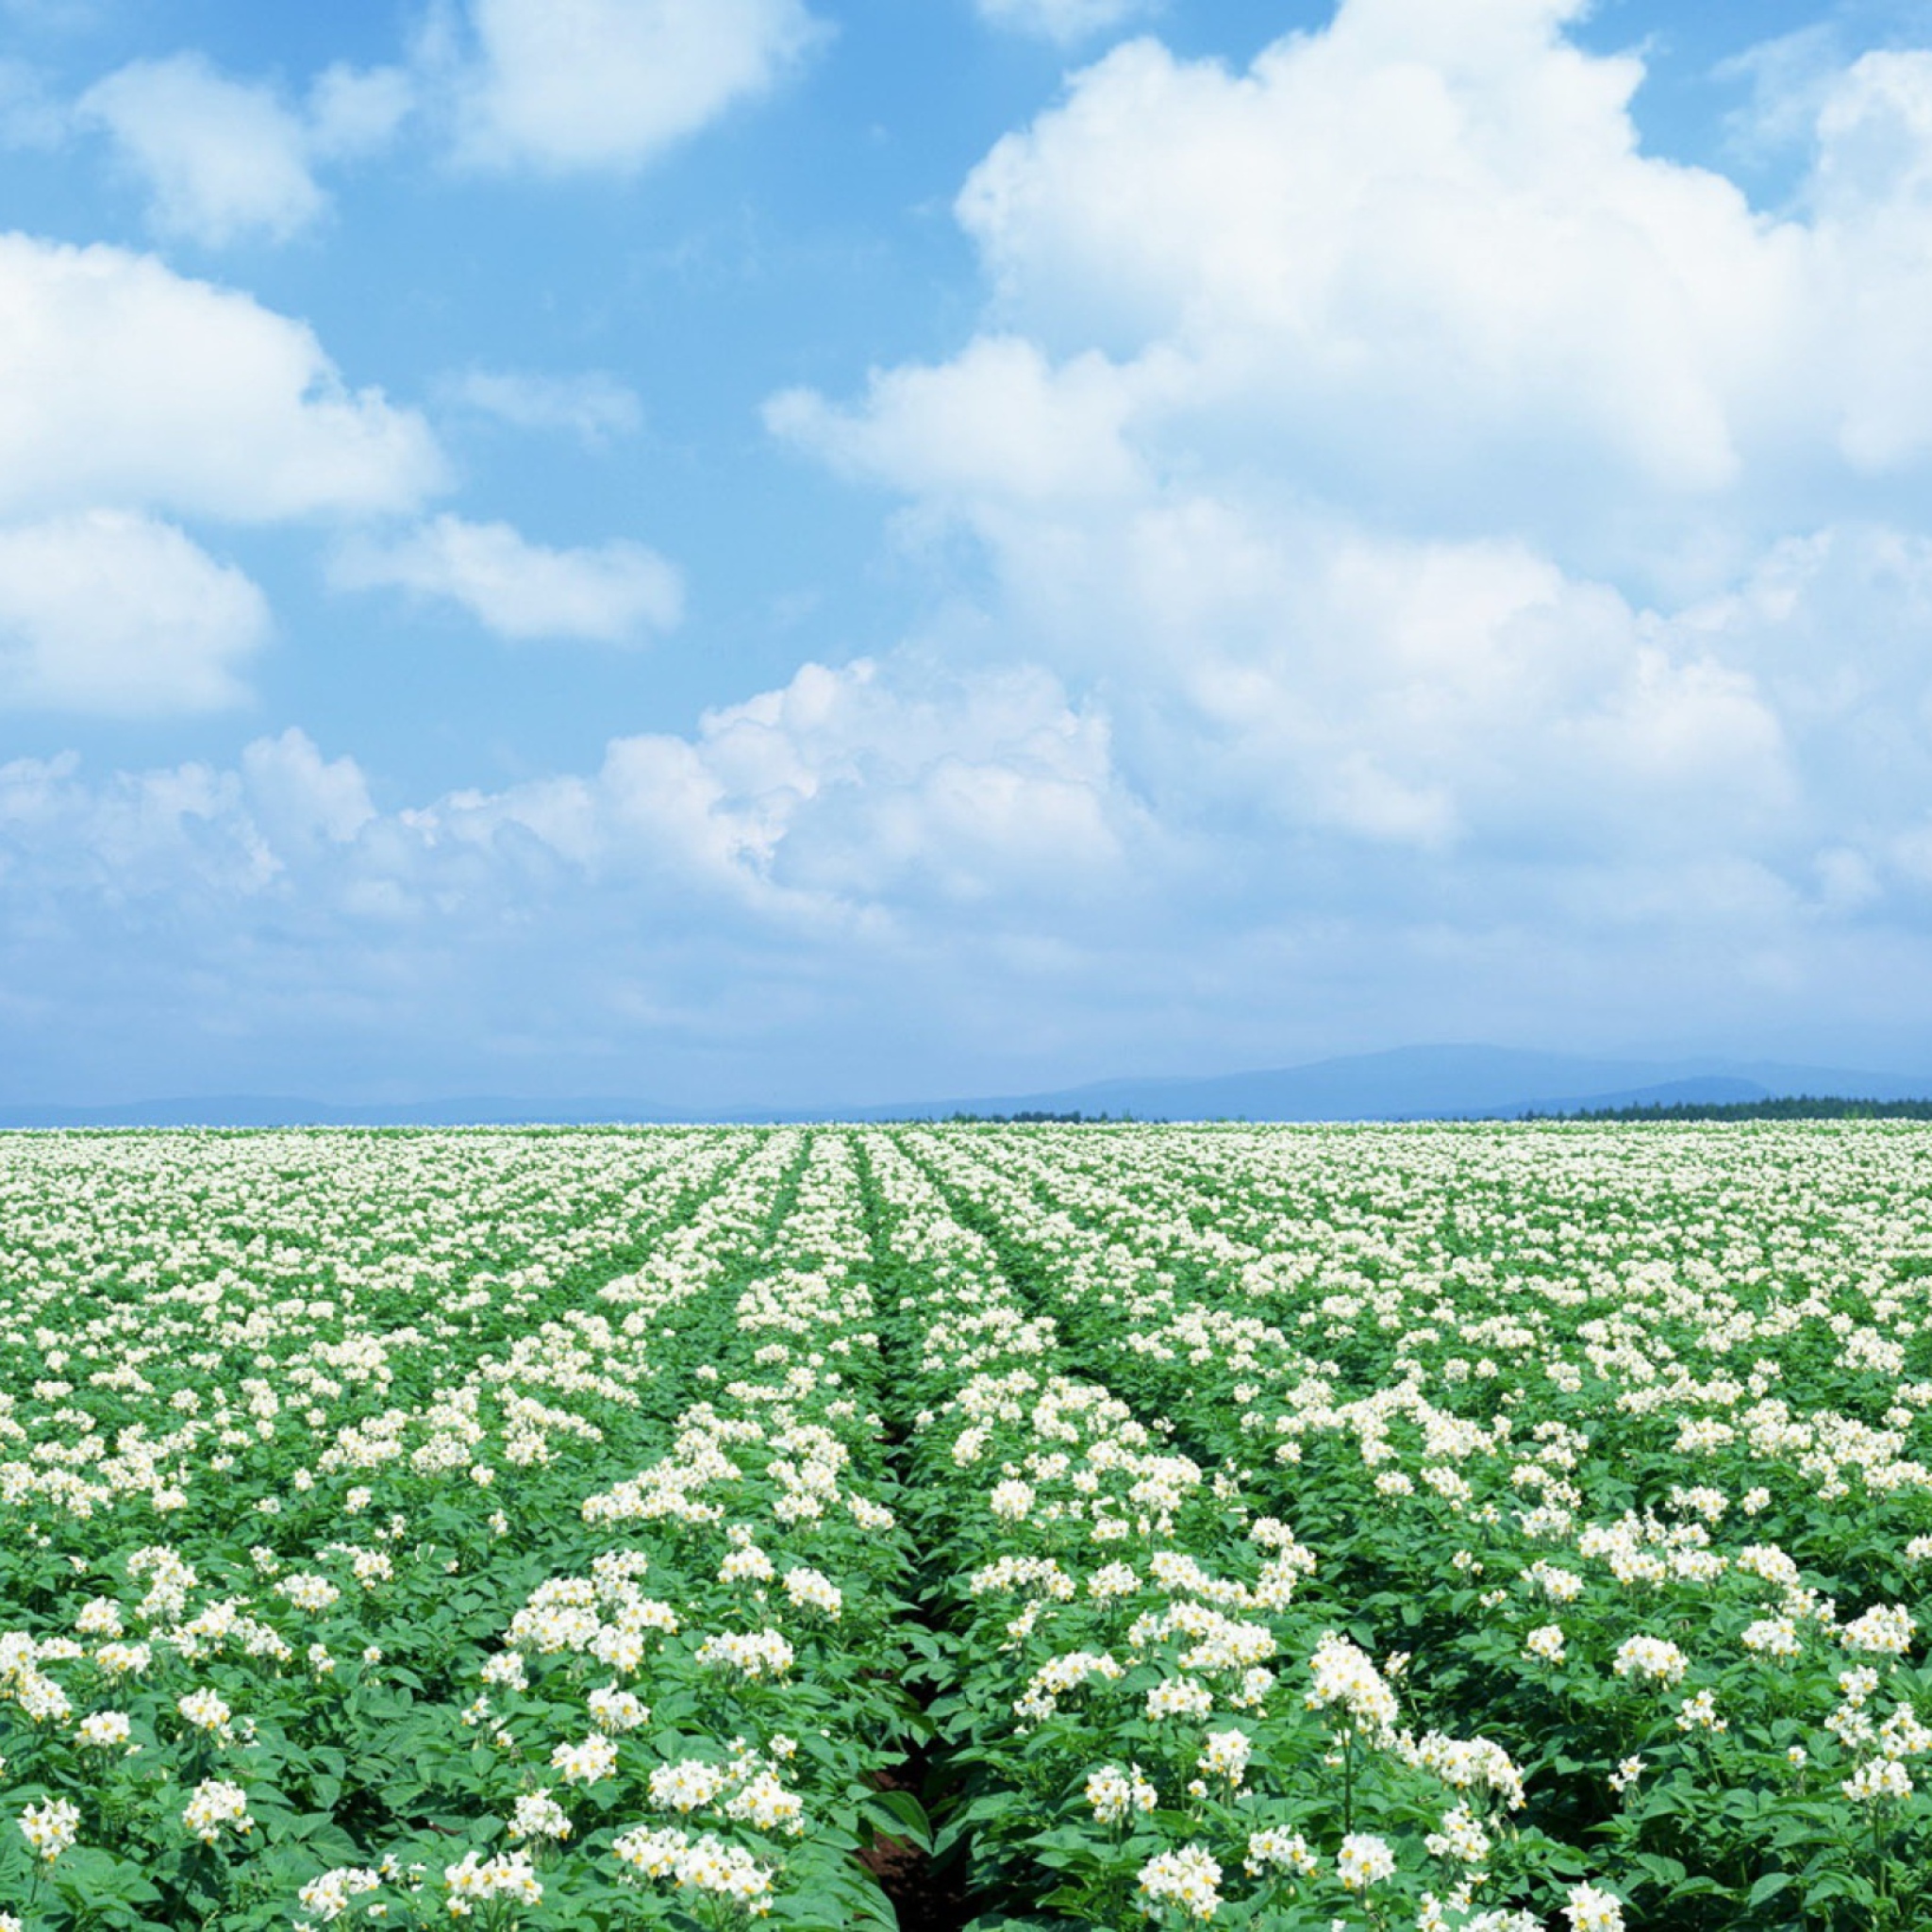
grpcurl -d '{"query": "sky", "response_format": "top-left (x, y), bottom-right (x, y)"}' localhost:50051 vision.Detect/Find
top-left (5, 0), bottom-right (1932, 1108)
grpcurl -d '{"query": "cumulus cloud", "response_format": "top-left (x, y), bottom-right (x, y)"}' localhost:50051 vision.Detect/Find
top-left (77, 54), bottom-right (326, 245)
top-left (780, 0), bottom-right (1913, 592)
top-left (0, 232), bottom-right (441, 521)
top-left (306, 61), bottom-right (413, 163)
top-left (0, 510), bottom-right (267, 714)
top-left (240, 728), bottom-right (375, 849)
top-left (0, 230), bottom-right (441, 715)
top-left (0, 658), bottom-right (1130, 914)
top-left (17, 0), bottom-right (1932, 1097)
top-left (443, 366), bottom-right (643, 443)
top-left (974, 0), bottom-right (1157, 44)
top-left (74, 54), bottom-right (411, 247)
top-left (771, 1), bottom-right (1932, 840)
top-left (768, 336), bottom-right (1151, 508)
top-left (445, 0), bottom-right (824, 175)
top-left (6, 609), bottom-right (1930, 1104)
top-left (754, 0), bottom-right (1932, 1062)
top-left (333, 514), bottom-right (683, 643)
top-left (0, 654), bottom-right (1159, 1096)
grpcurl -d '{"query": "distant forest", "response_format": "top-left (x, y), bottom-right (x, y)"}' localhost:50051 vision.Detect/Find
top-left (1548, 1096), bottom-right (1932, 1122)
top-left (941, 1100), bottom-right (1932, 1124)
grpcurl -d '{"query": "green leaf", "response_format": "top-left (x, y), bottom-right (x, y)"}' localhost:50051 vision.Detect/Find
top-left (865, 1789), bottom-right (933, 1851)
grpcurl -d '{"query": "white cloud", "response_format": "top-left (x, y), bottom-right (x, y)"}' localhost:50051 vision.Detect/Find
top-left (767, 336), bottom-right (1151, 507)
top-left (974, 0), bottom-right (1156, 45)
top-left (444, 366), bottom-right (642, 444)
top-left (0, 657), bottom-right (1159, 1098)
top-left (0, 231), bottom-right (442, 522)
top-left (77, 53), bottom-right (327, 247)
top-left (768, 0), bottom-right (1932, 842)
top-left (649, 656), bottom-right (1131, 907)
top-left (0, 510), bottom-right (267, 714)
top-left (0, 230), bottom-right (442, 716)
top-left (333, 514), bottom-right (683, 643)
top-left (15, 0), bottom-right (1932, 1096)
top-left (0, 656), bottom-right (1137, 941)
top-left (241, 728), bottom-right (375, 849)
top-left (942, 15), bottom-right (1796, 545)
top-left (74, 53), bottom-right (414, 248)
top-left (769, 0), bottom-right (1932, 944)
top-left (306, 61), bottom-right (413, 163)
top-left (1718, 23), bottom-right (1843, 163)
top-left (0, 58), bottom-right (65, 147)
top-left (774, 2), bottom-right (1919, 600)
top-left (447, 0), bottom-right (823, 175)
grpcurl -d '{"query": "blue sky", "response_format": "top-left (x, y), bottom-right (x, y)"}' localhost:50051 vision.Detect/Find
top-left (5, 0), bottom-right (1932, 1107)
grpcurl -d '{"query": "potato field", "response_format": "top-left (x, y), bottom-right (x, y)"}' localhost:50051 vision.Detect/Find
top-left (3, 1123), bottom-right (1932, 1931)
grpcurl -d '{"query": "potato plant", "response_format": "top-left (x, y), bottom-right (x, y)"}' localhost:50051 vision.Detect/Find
top-left (3, 1121), bottom-right (1931, 1931)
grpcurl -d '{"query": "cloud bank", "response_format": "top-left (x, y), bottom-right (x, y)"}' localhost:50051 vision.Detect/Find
top-left (334, 515), bottom-right (684, 644)
top-left (14, 0), bottom-right (1932, 1098)
top-left (445, 0), bottom-right (824, 175)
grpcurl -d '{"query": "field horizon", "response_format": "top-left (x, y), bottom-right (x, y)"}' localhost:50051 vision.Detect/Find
top-left (6, 1041), bottom-right (1932, 1130)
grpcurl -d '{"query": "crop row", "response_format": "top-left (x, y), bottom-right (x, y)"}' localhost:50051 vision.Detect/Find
top-left (3, 1123), bottom-right (1932, 1931)
top-left (896, 1124), bottom-right (1932, 1927)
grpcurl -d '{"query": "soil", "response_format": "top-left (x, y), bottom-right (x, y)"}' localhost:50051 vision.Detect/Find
top-left (861, 1753), bottom-right (974, 1932)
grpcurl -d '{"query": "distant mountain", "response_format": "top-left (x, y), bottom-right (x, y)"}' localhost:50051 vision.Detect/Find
top-left (0, 1095), bottom-right (688, 1129)
top-left (877, 1044), bottom-right (1932, 1122)
top-left (4, 1044), bottom-right (1930, 1128)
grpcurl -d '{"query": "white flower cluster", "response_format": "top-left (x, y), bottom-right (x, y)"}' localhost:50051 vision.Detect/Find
top-left (1305, 1631), bottom-right (1400, 1744)
top-left (443, 1848), bottom-right (542, 1912)
top-left (17, 1796), bottom-right (79, 1863)
top-left (611, 1825), bottom-right (776, 1914)
top-left (1137, 1844), bottom-right (1223, 1921)
top-left (180, 1778), bottom-right (252, 1845)
top-left (1086, 1762), bottom-right (1158, 1824)
top-left (1610, 1635), bottom-right (1688, 1686)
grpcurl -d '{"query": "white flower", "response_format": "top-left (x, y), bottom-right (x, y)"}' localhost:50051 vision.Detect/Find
top-left (1675, 1690), bottom-right (1725, 1733)
top-left (508, 1790), bottom-right (572, 1841)
top-left (1563, 1882), bottom-right (1625, 1932)
top-left (1197, 1729), bottom-right (1251, 1787)
top-left (1741, 1617), bottom-right (1802, 1660)
top-left (1086, 1762), bottom-right (1158, 1824)
top-left (1145, 1677), bottom-right (1214, 1723)
top-left (17, 1797), bottom-right (79, 1863)
top-left (297, 1867), bottom-right (382, 1921)
top-left (176, 1688), bottom-right (234, 1738)
top-left (781, 1567), bottom-right (842, 1619)
top-left (1610, 1636), bottom-right (1687, 1685)
top-left (694, 1629), bottom-right (794, 1680)
top-left (75, 1710), bottom-right (133, 1751)
top-left (1524, 1624), bottom-right (1566, 1664)
top-left (551, 1734), bottom-right (620, 1785)
top-left (276, 1574), bottom-right (341, 1613)
top-left (1243, 1827), bottom-right (1318, 1878)
top-left (588, 1685), bottom-right (650, 1733)
top-left (1137, 1845), bottom-right (1222, 1921)
top-left (1336, 1833), bottom-right (1395, 1891)
top-left (1844, 1757), bottom-right (1913, 1801)
top-left (443, 1848), bottom-right (541, 1906)
top-left (990, 1479), bottom-right (1035, 1521)
top-left (1306, 1632), bottom-right (1400, 1742)
top-left (1424, 1804), bottom-right (1492, 1865)
top-left (649, 1760), bottom-right (730, 1813)
top-left (1841, 1605), bottom-right (1916, 1657)
top-left (724, 1771), bottom-right (806, 1836)
top-left (181, 1778), bottom-right (252, 1844)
